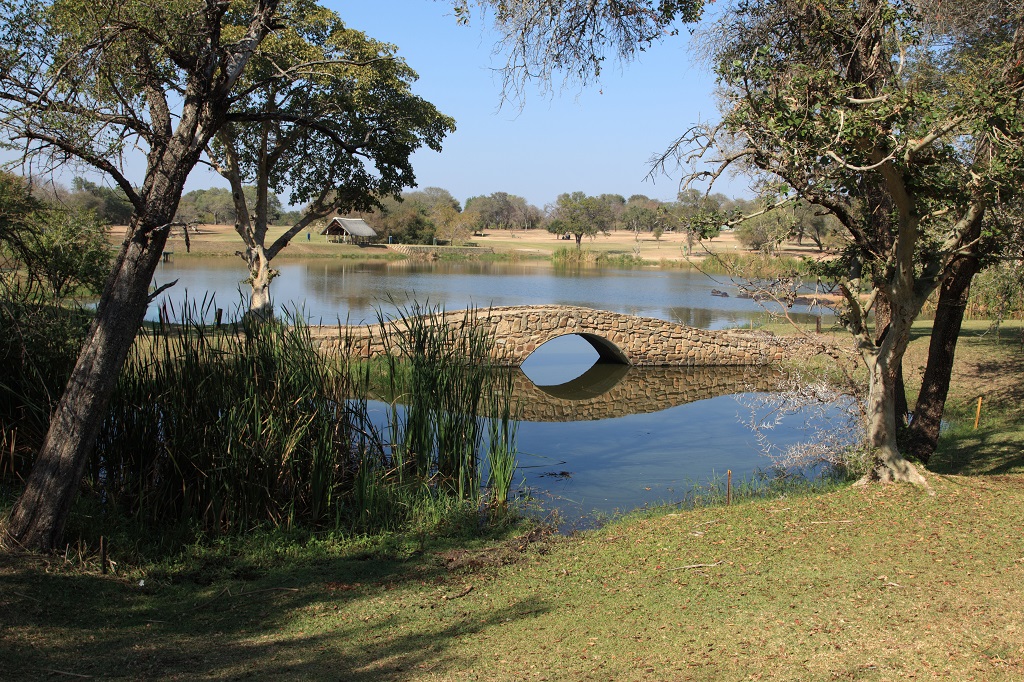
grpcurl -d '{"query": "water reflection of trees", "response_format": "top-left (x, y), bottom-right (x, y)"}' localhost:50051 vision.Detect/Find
top-left (666, 306), bottom-right (721, 329)
top-left (665, 305), bottom-right (826, 329)
top-left (301, 262), bottom-right (383, 314)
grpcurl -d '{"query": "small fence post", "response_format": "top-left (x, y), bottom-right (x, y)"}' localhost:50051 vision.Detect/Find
top-left (727, 469), bottom-right (732, 506)
top-left (974, 396), bottom-right (983, 429)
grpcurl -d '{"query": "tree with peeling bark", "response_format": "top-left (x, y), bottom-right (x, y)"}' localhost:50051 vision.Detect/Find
top-left (665, 0), bottom-right (1024, 483)
top-left (0, 0), bottom-right (287, 552)
top-left (209, 5), bottom-right (454, 317)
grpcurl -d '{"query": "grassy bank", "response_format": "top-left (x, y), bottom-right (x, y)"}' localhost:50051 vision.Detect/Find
top-left (3, 319), bottom-right (1023, 679)
top-left (2, 473), bottom-right (1021, 680)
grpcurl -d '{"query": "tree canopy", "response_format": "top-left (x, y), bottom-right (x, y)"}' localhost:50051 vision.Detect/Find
top-left (548, 191), bottom-right (615, 247)
top-left (209, 3), bottom-right (455, 315)
top-left (669, 0), bottom-right (1024, 482)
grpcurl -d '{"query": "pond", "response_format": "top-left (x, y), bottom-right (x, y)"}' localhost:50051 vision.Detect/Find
top-left (150, 257), bottom-right (832, 329)
top-left (151, 257), bottom-right (847, 525)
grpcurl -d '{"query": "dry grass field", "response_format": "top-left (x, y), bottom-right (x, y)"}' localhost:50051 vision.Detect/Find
top-left (110, 223), bottom-right (828, 263)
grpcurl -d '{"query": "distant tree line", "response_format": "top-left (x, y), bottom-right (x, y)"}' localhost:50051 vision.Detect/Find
top-left (182, 184), bottom-right (835, 250)
top-left (55, 175), bottom-right (841, 254)
top-left (174, 187), bottom-right (302, 227)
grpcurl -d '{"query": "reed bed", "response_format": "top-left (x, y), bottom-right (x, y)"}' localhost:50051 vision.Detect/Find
top-left (77, 298), bottom-right (523, 544)
top-left (95, 300), bottom-right (362, 533)
top-left (369, 302), bottom-right (520, 514)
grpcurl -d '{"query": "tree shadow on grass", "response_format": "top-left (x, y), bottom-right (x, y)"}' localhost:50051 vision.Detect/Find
top-left (928, 426), bottom-right (1024, 476)
top-left (0, 546), bottom-right (551, 680)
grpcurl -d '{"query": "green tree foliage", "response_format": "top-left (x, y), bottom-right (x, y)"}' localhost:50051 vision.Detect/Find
top-left (549, 191), bottom-right (614, 248)
top-left (357, 188), bottom-right (463, 245)
top-left (208, 5), bottom-right (455, 316)
top-left (175, 187), bottom-right (285, 226)
top-left (666, 188), bottom-right (727, 251)
top-left (1, 172), bottom-right (112, 300)
top-left (621, 202), bottom-right (662, 236)
top-left (65, 178), bottom-right (134, 225)
top-left (464, 192), bottom-right (540, 232)
top-left (0, 171), bottom-right (38, 268)
top-left (22, 208), bottom-right (111, 300)
top-left (672, 0), bottom-right (1024, 482)
top-left (735, 207), bottom-right (792, 255)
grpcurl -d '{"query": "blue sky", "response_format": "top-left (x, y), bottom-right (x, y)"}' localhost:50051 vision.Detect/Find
top-left (3, 1), bottom-right (750, 209)
top-left (189, 1), bottom-right (749, 208)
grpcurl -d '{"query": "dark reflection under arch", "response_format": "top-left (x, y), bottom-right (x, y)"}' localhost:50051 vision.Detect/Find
top-left (533, 362), bottom-right (632, 400)
top-left (509, 364), bottom-right (782, 422)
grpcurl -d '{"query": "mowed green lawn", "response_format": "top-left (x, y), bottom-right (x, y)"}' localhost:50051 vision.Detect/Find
top-left (2, 325), bottom-right (1022, 681)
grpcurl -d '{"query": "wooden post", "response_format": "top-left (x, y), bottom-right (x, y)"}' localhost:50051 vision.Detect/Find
top-left (974, 396), bottom-right (983, 429)
top-left (727, 469), bottom-right (732, 506)
top-left (816, 316), bottom-right (822, 334)
top-left (215, 308), bottom-right (223, 326)
top-left (100, 536), bottom-right (107, 575)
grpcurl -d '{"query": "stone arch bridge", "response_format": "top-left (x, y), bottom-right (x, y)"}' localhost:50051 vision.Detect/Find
top-left (311, 305), bottom-right (792, 367)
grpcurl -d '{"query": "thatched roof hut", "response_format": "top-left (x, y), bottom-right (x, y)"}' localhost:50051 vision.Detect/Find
top-left (321, 218), bottom-right (378, 245)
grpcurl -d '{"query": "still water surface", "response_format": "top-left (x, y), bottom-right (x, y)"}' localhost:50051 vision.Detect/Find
top-left (150, 258), bottom-right (830, 329)
top-left (151, 258), bottom-right (840, 524)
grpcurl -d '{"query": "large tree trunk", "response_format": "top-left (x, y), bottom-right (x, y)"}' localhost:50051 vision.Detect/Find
top-left (857, 293), bottom-right (929, 486)
top-left (873, 291), bottom-right (910, 423)
top-left (905, 251), bottom-right (980, 463)
top-left (861, 352), bottom-right (929, 485)
top-left (248, 247), bottom-right (275, 318)
top-left (3, 216), bottom-right (172, 551)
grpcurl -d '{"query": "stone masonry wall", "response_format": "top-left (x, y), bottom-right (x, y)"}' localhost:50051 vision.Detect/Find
top-left (309, 305), bottom-right (792, 367)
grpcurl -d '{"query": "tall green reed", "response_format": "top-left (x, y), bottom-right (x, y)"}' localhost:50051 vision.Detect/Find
top-left (370, 300), bottom-right (521, 511)
top-left (72, 296), bottom-right (521, 542)
top-left (484, 367), bottom-right (520, 508)
top-left (95, 298), bottom-right (365, 533)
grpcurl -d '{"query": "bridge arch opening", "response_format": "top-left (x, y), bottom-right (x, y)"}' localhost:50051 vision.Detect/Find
top-left (521, 333), bottom-right (631, 392)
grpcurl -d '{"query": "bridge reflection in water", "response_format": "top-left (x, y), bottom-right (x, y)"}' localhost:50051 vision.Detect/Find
top-left (511, 364), bottom-right (782, 423)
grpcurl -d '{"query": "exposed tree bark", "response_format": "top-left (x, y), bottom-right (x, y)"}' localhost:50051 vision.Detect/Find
top-left (248, 246), bottom-right (275, 319)
top-left (862, 350), bottom-right (928, 485)
top-left (873, 292), bottom-right (910, 424)
top-left (905, 246), bottom-right (981, 463)
top-left (5, 205), bottom-right (178, 550)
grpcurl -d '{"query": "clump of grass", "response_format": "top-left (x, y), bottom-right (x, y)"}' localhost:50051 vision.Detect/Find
top-left (595, 252), bottom-right (647, 268)
top-left (364, 301), bottom-right (523, 518)
top-left (95, 298), bottom-right (365, 535)
top-left (551, 247), bottom-right (597, 265)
